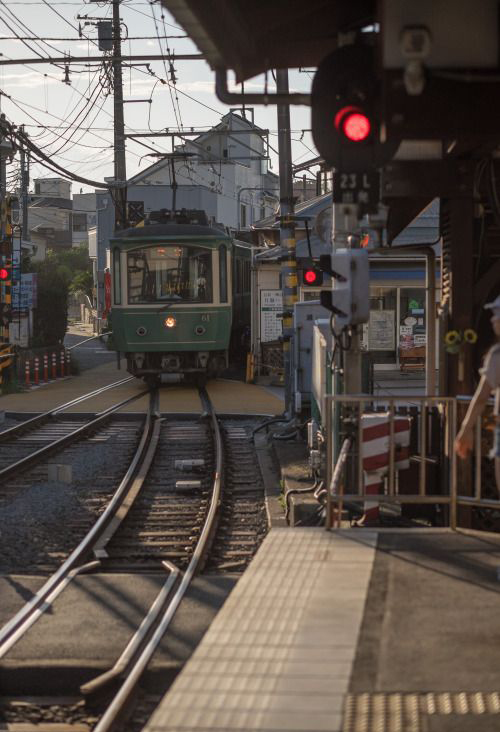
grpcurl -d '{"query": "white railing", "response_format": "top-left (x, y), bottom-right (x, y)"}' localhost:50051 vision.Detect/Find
top-left (324, 394), bottom-right (498, 530)
top-left (324, 395), bottom-right (458, 529)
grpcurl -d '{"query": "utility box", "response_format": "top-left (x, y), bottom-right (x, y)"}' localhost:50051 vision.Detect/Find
top-left (292, 300), bottom-right (332, 414)
top-left (311, 320), bottom-right (334, 423)
top-left (97, 21), bottom-right (113, 52)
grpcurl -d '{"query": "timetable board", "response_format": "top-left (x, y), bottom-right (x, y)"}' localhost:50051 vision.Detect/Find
top-left (260, 289), bottom-right (283, 342)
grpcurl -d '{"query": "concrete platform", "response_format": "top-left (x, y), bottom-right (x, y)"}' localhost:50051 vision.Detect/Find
top-left (144, 527), bottom-right (500, 732)
top-left (0, 360), bottom-right (284, 416)
top-left (0, 573), bottom-right (237, 694)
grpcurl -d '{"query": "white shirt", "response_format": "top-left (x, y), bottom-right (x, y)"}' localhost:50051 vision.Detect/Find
top-left (480, 343), bottom-right (500, 416)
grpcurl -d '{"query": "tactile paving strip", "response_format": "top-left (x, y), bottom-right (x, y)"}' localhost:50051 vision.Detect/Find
top-left (145, 527), bottom-right (378, 732)
top-left (343, 691), bottom-right (500, 732)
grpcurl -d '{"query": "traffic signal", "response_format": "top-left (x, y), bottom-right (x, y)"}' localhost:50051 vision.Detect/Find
top-left (319, 249), bottom-right (369, 327)
top-left (0, 263), bottom-right (10, 282)
top-left (311, 44), bottom-right (398, 172)
top-left (0, 256), bottom-right (12, 328)
top-left (302, 267), bottom-right (323, 286)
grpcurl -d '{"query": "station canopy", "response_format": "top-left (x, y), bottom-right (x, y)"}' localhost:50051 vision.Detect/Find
top-left (161, 0), bottom-right (375, 81)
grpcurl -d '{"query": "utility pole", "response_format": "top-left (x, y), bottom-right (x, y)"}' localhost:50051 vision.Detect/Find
top-left (170, 158), bottom-right (177, 211)
top-left (112, 0), bottom-right (127, 230)
top-left (277, 69), bottom-right (297, 415)
top-left (20, 138), bottom-right (29, 242)
top-left (0, 120), bottom-right (8, 241)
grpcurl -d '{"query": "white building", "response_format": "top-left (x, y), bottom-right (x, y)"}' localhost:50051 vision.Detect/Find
top-left (72, 192), bottom-right (97, 247)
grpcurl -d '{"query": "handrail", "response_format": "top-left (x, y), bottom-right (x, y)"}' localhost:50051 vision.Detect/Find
top-left (323, 394), bottom-right (457, 529)
top-left (323, 393), bottom-right (497, 530)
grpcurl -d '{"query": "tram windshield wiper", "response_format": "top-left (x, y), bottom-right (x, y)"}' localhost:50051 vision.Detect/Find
top-left (156, 299), bottom-right (180, 313)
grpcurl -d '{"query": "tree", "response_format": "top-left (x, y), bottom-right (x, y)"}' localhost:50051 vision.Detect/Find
top-left (25, 245), bottom-right (93, 347)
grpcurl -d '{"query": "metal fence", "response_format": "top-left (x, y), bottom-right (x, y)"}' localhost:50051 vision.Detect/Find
top-left (325, 393), bottom-right (499, 530)
top-left (455, 396), bottom-right (498, 511)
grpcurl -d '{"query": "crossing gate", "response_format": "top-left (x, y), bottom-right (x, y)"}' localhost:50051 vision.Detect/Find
top-left (360, 412), bottom-right (411, 522)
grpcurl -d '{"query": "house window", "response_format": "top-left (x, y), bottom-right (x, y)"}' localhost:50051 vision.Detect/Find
top-left (73, 213), bottom-right (87, 232)
top-left (223, 149), bottom-right (228, 158)
top-left (127, 201), bottom-right (144, 226)
top-left (240, 204), bottom-right (247, 228)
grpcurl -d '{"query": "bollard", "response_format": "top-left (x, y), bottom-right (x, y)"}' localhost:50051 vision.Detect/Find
top-left (51, 352), bottom-right (57, 380)
top-left (60, 351), bottom-right (65, 378)
top-left (43, 353), bottom-right (48, 382)
top-left (66, 349), bottom-right (71, 375)
top-left (25, 359), bottom-right (30, 386)
top-left (34, 356), bottom-right (39, 386)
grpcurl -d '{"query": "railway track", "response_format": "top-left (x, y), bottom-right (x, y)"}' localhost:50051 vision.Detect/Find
top-left (0, 377), bottom-right (141, 487)
top-left (0, 387), bottom-right (269, 732)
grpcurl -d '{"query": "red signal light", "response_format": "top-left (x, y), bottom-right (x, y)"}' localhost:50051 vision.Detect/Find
top-left (334, 105), bottom-right (371, 142)
top-left (303, 268), bottom-right (323, 286)
top-left (0, 268), bottom-right (8, 281)
top-left (343, 112), bottom-right (371, 141)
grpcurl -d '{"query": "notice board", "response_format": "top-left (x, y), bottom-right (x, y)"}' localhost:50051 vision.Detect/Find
top-left (368, 309), bottom-right (395, 351)
top-left (260, 289), bottom-right (283, 342)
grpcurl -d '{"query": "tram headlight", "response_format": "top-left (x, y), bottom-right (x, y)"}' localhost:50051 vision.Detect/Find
top-left (164, 315), bottom-right (177, 329)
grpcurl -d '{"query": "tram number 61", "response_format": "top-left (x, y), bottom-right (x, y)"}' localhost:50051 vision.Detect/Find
top-left (201, 314), bottom-right (210, 322)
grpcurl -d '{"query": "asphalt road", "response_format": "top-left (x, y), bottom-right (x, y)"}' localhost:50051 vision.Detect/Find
top-left (64, 329), bottom-right (116, 373)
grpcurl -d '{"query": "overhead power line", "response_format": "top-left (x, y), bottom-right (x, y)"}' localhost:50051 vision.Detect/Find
top-left (0, 53), bottom-right (203, 66)
top-left (0, 35), bottom-right (187, 41)
top-left (1, 115), bottom-right (118, 190)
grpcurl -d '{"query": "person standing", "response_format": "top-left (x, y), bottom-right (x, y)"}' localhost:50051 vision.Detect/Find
top-left (455, 295), bottom-right (500, 492)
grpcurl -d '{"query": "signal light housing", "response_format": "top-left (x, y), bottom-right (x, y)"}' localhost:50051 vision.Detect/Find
top-left (311, 44), bottom-right (398, 172)
top-left (302, 268), bottom-right (323, 286)
top-left (319, 249), bottom-right (369, 327)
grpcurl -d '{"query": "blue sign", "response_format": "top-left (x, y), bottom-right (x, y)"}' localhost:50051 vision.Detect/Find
top-left (12, 273), bottom-right (37, 311)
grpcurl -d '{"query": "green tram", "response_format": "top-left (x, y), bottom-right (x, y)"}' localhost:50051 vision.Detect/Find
top-left (110, 213), bottom-right (251, 383)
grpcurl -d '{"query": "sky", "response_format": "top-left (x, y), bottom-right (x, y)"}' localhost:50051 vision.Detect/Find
top-left (0, 0), bottom-right (317, 196)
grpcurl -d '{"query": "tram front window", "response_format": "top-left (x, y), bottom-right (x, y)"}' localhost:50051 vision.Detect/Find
top-left (127, 245), bottom-right (213, 304)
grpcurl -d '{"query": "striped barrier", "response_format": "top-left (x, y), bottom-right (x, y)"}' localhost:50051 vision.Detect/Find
top-left (360, 413), bottom-right (411, 525)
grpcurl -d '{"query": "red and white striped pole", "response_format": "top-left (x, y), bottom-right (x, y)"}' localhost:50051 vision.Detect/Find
top-left (51, 352), bottom-right (57, 380)
top-left (360, 413), bottom-right (411, 526)
top-left (43, 353), bottom-right (48, 382)
top-left (25, 359), bottom-right (30, 387)
top-left (34, 356), bottom-right (39, 386)
top-left (60, 351), bottom-right (65, 377)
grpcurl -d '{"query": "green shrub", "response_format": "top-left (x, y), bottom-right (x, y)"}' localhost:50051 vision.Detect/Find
top-left (25, 245), bottom-right (93, 348)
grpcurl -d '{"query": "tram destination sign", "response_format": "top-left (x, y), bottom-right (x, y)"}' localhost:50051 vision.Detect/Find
top-left (333, 170), bottom-right (380, 209)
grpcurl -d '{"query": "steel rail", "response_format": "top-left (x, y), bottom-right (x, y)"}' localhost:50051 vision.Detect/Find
top-left (0, 388), bottom-right (147, 483)
top-left (90, 388), bottom-right (224, 732)
top-left (0, 390), bottom-right (158, 658)
top-left (0, 376), bottom-right (135, 442)
top-left (67, 333), bottom-right (113, 351)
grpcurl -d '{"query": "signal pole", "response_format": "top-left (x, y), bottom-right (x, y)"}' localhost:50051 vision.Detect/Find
top-left (112, 0), bottom-right (127, 230)
top-left (277, 69), bottom-right (297, 415)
